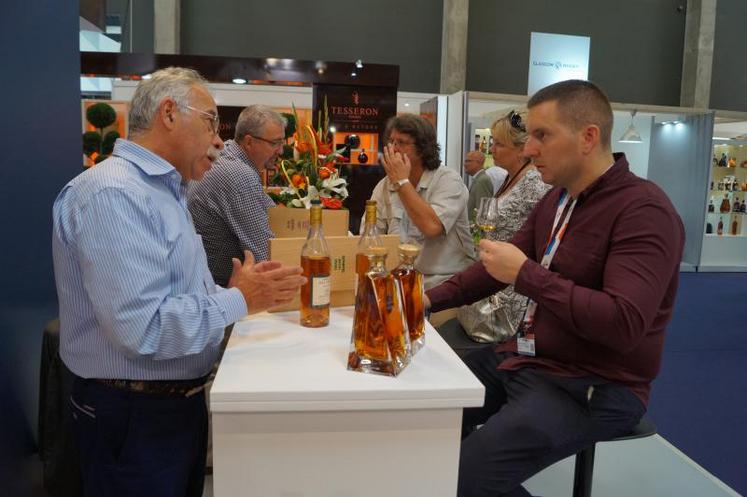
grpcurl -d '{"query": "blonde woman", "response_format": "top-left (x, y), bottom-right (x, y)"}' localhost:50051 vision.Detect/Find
top-left (444, 110), bottom-right (550, 352)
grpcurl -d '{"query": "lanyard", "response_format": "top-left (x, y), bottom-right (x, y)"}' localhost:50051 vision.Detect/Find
top-left (517, 190), bottom-right (577, 355)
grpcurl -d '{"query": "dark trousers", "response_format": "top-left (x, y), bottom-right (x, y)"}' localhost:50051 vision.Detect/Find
top-left (70, 377), bottom-right (208, 497)
top-left (458, 346), bottom-right (646, 497)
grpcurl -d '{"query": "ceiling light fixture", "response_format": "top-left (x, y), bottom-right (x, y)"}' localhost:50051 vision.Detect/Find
top-left (619, 110), bottom-right (643, 144)
top-left (355, 59), bottom-right (363, 69)
top-left (232, 78), bottom-right (247, 84)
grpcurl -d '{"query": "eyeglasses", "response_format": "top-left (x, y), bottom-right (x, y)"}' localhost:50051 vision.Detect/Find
top-left (387, 138), bottom-right (415, 148)
top-left (250, 134), bottom-right (285, 148)
top-left (507, 110), bottom-right (526, 132)
top-left (183, 105), bottom-right (220, 134)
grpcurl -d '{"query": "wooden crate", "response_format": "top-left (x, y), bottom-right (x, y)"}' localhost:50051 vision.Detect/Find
top-left (269, 206), bottom-right (349, 238)
top-left (268, 234), bottom-right (401, 312)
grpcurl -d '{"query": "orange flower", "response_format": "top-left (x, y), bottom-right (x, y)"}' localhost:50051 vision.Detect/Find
top-left (320, 197), bottom-right (343, 209)
top-left (319, 167), bottom-right (332, 179)
top-left (291, 174), bottom-right (306, 189)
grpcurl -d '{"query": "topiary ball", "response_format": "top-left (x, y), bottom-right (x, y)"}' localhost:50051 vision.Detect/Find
top-left (82, 131), bottom-right (102, 156)
top-left (101, 131), bottom-right (120, 155)
top-left (94, 154), bottom-right (109, 164)
top-left (86, 102), bottom-right (117, 129)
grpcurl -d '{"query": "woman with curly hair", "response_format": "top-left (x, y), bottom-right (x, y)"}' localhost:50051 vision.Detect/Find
top-left (366, 113), bottom-right (475, 289)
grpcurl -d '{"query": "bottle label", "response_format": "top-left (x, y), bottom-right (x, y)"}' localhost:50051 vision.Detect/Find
top-left (311, 276), bottom-right (331, 308)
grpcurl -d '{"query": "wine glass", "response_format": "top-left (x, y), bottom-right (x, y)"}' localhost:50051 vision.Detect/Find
top-left (476, 197), bottom-right (500, 240)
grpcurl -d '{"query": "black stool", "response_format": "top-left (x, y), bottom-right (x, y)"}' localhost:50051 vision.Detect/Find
top-left (572, 416), bottom-right (657, 497)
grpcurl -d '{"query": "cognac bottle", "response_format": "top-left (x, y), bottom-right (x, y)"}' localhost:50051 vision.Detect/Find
top-left (348, 246), bottom-right (411, 376)
top-left (708, 197), bottom-right (714, 213)
top-left (300, 200), bottom-right (331, 327)
top-left (391, 243), bottom-right (425, 355)
top-left (717, 217), bottom-right (724, 236)
top-left (720, 196), bottom-right (731, 213)
top-left (356, 200), bottom-right (383, 280)
top-left (357, 149), bottom-right (369, 164)
top-left (731, 218), bottom-right (739, 236)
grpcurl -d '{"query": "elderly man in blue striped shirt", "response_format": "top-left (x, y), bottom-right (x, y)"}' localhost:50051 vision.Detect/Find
top-left (187, 104), bottom-right (285, 286)
top-left (52, 67), bottom-right (306, 497)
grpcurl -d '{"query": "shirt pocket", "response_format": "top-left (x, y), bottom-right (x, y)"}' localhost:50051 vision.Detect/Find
top-left (552, 230), bottom-right (607, 287)
top-left (391, 205), bottom-right (424, 242)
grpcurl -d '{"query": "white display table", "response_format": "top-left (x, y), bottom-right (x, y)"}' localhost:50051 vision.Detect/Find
top-left (210, 306), bottom-right (485, 497)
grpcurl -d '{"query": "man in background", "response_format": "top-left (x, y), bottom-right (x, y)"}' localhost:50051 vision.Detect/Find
top-left (188, 104), bottom-right (286, 286)
top-left (465, 150), bottom-right (504, 221)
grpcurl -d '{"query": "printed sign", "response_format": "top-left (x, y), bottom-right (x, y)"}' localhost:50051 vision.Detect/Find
top-left (528, 32), bottom-right (590, 95)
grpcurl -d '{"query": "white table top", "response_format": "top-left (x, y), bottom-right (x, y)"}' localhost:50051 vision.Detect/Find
top-left (210, 307), bottom-right (485, 412)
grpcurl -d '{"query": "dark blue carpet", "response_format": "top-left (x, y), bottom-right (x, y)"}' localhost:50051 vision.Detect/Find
top-left (648, 272), bottom-right (747, 496)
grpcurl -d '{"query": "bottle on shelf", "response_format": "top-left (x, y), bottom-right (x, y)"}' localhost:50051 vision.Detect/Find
top-left (717, 217), bottom-right (724, 236)
top-left (357, 149), bottom-right (368, 164)
top-left (731, 218), bottom-right (739, 236)
top-left (706, 222), bottom-right (713, 234)
top-left (720, 195), bottom-right (731, 213)
top-left (741, 201), bottom-right (746, 213)
top-left (729, 157), bottom-right (737, 168)
top-left (712, 154), bottom-right (718, 167)
top-left (391, 243), bottom-right (425, 355)
top-left (348, 246), bottom-right (411, 376)
top-left (733, 199), bottom-right (741, 213)
top-left (300, 200), bottom-right (331, 328)
top-left (479, 136), bottom-right (488, 153)
top-left (356, 200), bottom-right (383, 281)
top-left (708, 197), bottom-right (715, 213)
top-left (719, 153), bottom-right (728, 167)
top-left (718, 179), bottom-right (724, 191)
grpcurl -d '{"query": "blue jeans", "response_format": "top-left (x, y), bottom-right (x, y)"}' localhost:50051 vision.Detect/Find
top-left (70, 377), bottom-right (208, 497)
top-left (458, 347), bottom-right (646, 497)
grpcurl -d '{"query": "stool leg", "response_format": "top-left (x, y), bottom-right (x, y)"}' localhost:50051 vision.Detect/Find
top-left (572, 445), bottom-right (596, 497)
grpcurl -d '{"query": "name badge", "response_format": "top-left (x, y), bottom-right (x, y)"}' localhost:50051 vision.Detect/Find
top-left (517, 335), bottom-right (536, 356)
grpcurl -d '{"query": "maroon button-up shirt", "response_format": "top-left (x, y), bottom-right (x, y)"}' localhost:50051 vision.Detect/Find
top-left (427, 154), bottom-right (685, 405)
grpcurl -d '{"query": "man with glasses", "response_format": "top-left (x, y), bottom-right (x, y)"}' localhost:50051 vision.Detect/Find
top-left (188, 104), bottom-right (286, 286)
top-left (52, 68), bottom-right (306, 496)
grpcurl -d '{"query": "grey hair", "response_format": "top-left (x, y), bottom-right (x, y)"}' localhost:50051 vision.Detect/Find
top-left (128, 67), bottom-right (208, 136)
top-left (234, 105), bottom-right (287, 141)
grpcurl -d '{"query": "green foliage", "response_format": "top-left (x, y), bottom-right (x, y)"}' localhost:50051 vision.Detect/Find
top-left (86, 102), bottom-right (117, 129)
top-left (281, 143), bottom-right (294, 159)
top-left (82, 131), bottom-right (101, 156)
top-left (101, 131), bottom-right (120, 155)
top-left (281, 112), bottom-right (296, 138)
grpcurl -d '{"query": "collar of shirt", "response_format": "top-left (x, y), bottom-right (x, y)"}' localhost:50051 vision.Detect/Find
top-left (224, 139), bottom-right (260, 172)
top-left (112, 139), bottom-right (184, 197)
top-left (576, 152), bottom-right (629, 202)
top-left (388, 167), bottom-right (438, 192)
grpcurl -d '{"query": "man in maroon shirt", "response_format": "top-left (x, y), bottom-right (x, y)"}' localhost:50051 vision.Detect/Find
top-left (426, 80), bottom-right (684, 497)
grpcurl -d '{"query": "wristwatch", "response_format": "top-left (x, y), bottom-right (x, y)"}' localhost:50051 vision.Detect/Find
top-left (393, 178), bottom-right (410, 191)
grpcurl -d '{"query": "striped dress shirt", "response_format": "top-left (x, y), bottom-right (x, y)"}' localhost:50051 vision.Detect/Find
top-left (187, 139), bottom-right (275, 286)
top-left (52, 139), bottom-right (247, 380)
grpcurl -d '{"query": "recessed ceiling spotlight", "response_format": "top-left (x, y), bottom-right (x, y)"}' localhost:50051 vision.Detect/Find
top-left (355, 59), bottom-right (363, 69)
top-left (351, 72), bottom-right (357, 77)
top-left (404, 103), bottom-right (410, 107)
top-left (232, 78), bottom-right (247, 84)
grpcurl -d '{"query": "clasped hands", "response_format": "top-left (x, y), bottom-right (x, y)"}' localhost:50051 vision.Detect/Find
top-left (228, 250), bottom-right (306, 315)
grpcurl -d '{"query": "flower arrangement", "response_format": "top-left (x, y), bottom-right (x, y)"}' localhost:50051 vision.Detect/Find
top-left (268, 100), bottom-right (348, 209)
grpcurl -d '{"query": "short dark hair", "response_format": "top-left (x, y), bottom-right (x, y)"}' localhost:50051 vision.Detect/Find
top-left (384, 114), bottom-right (441, 170)
top-left (527, 80), bottom-right (613, 149)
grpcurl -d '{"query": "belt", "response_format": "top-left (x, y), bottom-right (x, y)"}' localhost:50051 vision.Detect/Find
top-left (94, 376), bottom-right (209, 398)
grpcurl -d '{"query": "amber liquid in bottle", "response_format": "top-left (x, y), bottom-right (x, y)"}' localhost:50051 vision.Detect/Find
top-left (348, 248), bottom-right (410, 376)
top-left (300, 201), bottom-right (331, 327)
top-left (392, 244), bottom-right (425, 354)
top-left (300, 255), bottom-right (331, 327)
